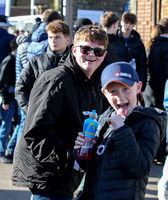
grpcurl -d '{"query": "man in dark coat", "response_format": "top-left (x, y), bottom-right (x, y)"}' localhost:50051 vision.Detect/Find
top-left (15, 20), bottom-right (71, 114)
top-left (12, 25), bottom-right (108, 200)
top-left (0, 38), bottom-right (18, 163)
top-left (147, 18), bottom-right (168, 163)
top-left (113, 12), bottom-right (147, 92)
top-left (0, 15), bottom-right (15, 65)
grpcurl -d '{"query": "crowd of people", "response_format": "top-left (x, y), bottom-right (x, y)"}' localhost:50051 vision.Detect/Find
top-left (0, 8), bottom-right (168, 200)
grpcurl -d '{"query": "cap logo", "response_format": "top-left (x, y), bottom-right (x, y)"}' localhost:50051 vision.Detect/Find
top-left (114, 72), bottom-right (132, 78)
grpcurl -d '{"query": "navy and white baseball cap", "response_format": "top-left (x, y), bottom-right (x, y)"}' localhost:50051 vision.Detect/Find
top-left (101, 61), bottom-right (139, 90)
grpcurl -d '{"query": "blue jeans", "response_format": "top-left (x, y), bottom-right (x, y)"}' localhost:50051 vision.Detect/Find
top-left (0, 100), bottom-right (16, 157)
top-left (31, 193), bottom-right (73, 200)
top-left (7, 107), bottom-right (25, 154)
top-left (158, 155), bottom-right (168, 199)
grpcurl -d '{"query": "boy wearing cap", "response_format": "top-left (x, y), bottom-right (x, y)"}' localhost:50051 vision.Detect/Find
top-left (74, 62), bottom-right (167, 200)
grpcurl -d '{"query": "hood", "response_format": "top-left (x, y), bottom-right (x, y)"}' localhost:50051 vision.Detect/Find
top-left (107, 34), bottom-right (117, 43)
top-left (58, 52), bottom-right (101, 88)
top-left (152, 35), bottom-right (168, 47)
top-left (0, 27), bottom-right (11, 37)
top-left (117, 28), bottom-right (140, 40)
top-left (45, 45), bottom-right (70, 67)
top-left (126, 106), bottom-right (167, 142)
top-left (16, 34), bottom-right (31, 45)
top-left (31, 22), bottom-right (48, 42)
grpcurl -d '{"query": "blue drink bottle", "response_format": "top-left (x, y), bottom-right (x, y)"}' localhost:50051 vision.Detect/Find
top-left (77, 110), bottom-right (98, 160)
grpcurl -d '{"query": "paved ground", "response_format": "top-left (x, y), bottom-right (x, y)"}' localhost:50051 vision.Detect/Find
top-left (145, 163), bottom-right (163, 200)
top-left (0, 162), bottom-right (164, 200)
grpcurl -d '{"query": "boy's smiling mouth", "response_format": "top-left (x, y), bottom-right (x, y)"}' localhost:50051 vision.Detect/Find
top-left (85, 58), bottom-right (96, 62)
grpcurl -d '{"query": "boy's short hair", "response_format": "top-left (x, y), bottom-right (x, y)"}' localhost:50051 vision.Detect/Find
top-left (101, 62), bottom-right (139, 90)
top-left (122, 11), bottom-right (137, 24)
top-left (100, 11), bottom-right (120, 29)
top-left (46, 20), bottom-right (70, 37)
top-left (42, 9), bottom-right (62, 23)
top-left (73, 25), bottom-right (108, 49)
top-left (159, 18), bottom-right (168, 34)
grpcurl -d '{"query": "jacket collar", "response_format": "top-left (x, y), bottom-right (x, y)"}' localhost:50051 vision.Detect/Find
top-left (61, 52), bottom-right (101, 88)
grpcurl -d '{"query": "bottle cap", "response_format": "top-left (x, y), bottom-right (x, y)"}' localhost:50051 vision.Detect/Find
top-left (82, 110), bottom-right (97, 120)
top-left (89, 110), bottom-right (97, 120)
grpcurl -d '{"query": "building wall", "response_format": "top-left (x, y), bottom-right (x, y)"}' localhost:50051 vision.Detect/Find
top-left (130, 0), bottom-right (168, 45)
top-left (10, 0), bottom-right (168, 45)
top-left (11, 0), bottom-right (53, 16)
top-left (67, 0), bottom-right (129, 38)
top-left (161, 0), bottom-right (168, 19)
top-left (137, 0), bottom-right (153, 45)
top-left (72, 0), bottom-right (129, 22)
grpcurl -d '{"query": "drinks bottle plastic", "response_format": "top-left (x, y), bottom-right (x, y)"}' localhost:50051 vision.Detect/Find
top-left (129, 58), bottom-right (136, 69)
top-left (77, 110), bottom-right (98, 160)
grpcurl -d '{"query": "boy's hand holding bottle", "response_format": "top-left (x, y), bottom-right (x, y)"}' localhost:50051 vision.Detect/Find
top-left (75, 110), bottom-right (98, 160)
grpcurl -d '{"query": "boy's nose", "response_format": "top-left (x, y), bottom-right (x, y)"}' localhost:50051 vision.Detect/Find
top-left (117, 92), bottom-right (125, 101)
top-left (88, 49), bottom-right (95, 56)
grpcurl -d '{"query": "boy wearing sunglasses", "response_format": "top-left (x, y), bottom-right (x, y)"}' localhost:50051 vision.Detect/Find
top-left (74, 62), bottom-right (167, 200)
top-left (12, 25), bottom-right (108, 200)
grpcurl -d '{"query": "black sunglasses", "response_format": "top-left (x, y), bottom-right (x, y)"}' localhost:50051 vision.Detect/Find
top-left (76, 45), bottom-right (105, 57)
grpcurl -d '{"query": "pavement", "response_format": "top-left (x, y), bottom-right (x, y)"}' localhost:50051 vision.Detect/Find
top-left (0, 162), bottom-right (164, 200)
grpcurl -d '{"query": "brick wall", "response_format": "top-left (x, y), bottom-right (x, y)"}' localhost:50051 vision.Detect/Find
top-left (131, 0), bottom-right (168, 45)
top-left (136, 0), bottom-right (153, 44)
top-left (161, 0), bottom-right (168, 18)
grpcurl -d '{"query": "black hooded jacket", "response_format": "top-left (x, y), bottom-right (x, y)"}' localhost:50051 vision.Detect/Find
top-left (148, 36), bottom-right (168, 109)
top-left (78, 106), bottom-right (167, 200)
top-left (114, 29), bottom-right (147, 91)
top-left (15, 45), bottom-right (70, 114)
top-left (12, 53), bottom-right (104, 197)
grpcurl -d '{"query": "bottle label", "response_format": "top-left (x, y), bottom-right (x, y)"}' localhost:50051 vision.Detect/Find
top-left (84, 122), bottom-right (98, 139)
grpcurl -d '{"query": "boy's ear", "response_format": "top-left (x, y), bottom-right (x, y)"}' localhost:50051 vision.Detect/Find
top-left (101, 88), bottom-right (105, 94)
top-left (72, 46), bottom-right (77, 57)
top-left (66, 37), bottom-right (71, 45)
top-left (137, 81), bottom-right (142, 94)
top-left (101, 88), bottom-right (108, 98)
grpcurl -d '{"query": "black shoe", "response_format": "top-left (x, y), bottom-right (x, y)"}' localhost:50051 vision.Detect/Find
top-left (0, 156), bottom-right (13, 163)
top-left (5, 151), bottom-right (13, 160)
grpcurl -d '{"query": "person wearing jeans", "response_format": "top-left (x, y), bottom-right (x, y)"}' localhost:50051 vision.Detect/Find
top-left (0, 100), bottom-right (16, 161)
top-left (6, 107), bottom-right (25, 156)
top-left (158, 155), bottom-right (168, 200)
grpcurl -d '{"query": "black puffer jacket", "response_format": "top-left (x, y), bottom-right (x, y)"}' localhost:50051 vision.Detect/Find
top-left (114, 29), bottom-right (147, 91)
top-left (148, 36), bottom-right (168, 109)
top-left (12, 53), bottom-right (103, 197)
top-left (79, 106), bottom-right (167, 200)
top-left (15, 45), bottom-right (70, 114)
